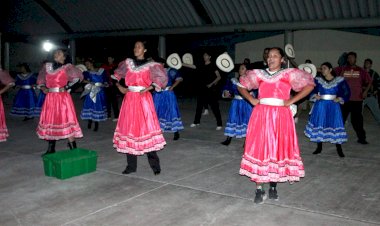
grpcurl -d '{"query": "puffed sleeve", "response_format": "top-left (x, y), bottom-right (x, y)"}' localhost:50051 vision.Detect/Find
top-left (37, 64), bottom-right (48, 86)
top-left (239, 69), bottom-right (260, 90)
top-left (65, 64), bottom-right (84, 82)
top-left (337, 79), bottom-right (351, 104)
top-left (114, 59), bottom-right (128, 80)
top-left (150, 63), bottom-right (168, 91)
top-left (0, 69), bottom-right (15, 86)
top-left (289, 68), bottom-right (315, 92)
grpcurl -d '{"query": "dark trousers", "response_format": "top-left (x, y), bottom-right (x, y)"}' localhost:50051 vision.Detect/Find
top-left (341, 101), bottom-right (366, 141)
top-left (105, 86), bottom-right (120, 118)
top-left (193, 89), bottom-right (222, 126)
top-left (126, 152), bottom-right (160, 172)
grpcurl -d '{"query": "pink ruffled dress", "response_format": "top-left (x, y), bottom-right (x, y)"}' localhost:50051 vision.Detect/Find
top-left (36, 63), bottom-right (84, 140)
top-left (0, 70), bottom-right (15, 142)
top-left (239, 68), bottom-right (315, 183)
top-left (113, 59), bottom-right (168, 155)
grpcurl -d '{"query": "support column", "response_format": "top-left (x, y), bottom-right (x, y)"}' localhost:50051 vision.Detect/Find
top-left (158, 35), bottom-right (166, 59)
top-left (284, 30), bottom-right (294, 46)
top-left (4, 42), bottom-right (10, 70)
top-left (69, 39), bottom-right (76, 65)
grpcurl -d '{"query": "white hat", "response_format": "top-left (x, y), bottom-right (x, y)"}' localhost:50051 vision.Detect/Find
top-left (298, 63), bottom-right (317, 78)
top-left (75, 64), bottom-right (87, 72)
top-left (182, 53), bottom-right (194, 65)
top-left (166, 53), bottom-right (182, 70)
top-left (285, 44), bottom-right (295, 59)
top-left (216, 52), bottom-right (234, 73)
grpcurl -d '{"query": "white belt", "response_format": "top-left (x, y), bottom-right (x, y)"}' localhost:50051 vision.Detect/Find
top-left (20, 85), bottom-right (32, 89)
top-left (320, 94), bottom-right (336, 100)
top-left (49, 87), bottom-right (66, 92)
top-left (260, 98), bottom-right (284, 106)
top-left (234, 95), bottom-right (243, 100)
top-left (164, 86), bottom-right (171, 91)
top-left (128, 86), bottom-right (145, 92)
top-left (94, 82), bottom-right (105, 87)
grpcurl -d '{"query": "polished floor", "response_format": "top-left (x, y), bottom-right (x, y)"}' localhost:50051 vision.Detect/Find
top-left (1, 93), bottom-right (379, 226)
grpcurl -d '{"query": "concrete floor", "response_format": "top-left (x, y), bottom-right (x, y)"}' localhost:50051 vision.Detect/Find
top-left (1, 93), bottom-right (380, 226)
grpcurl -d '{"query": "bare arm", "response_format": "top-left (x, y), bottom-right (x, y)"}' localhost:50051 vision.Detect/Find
top-left (0, 84), bottom-right (14, 95)
top-left (238, 86), bottom-right (259, 106)
top-left (207, 70), bottom-right (221, 88)
top-left (284, 85), bottom-right (314, 106)
top-left (169, 79), bottom-right (182, 91)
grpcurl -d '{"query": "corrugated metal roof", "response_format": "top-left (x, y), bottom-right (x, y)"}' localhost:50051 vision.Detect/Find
top-left (1, 0), bottom-right (380, 38)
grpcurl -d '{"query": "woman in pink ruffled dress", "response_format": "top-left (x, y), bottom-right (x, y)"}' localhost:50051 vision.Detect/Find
top-left (238, 47), bottom-right (315, 204)
top-left (0, 68), bottom-right (15, 142)
top-left (36, 49), bottom-right (84, 155)
top-left (113, 41), bottom-right (168, 175)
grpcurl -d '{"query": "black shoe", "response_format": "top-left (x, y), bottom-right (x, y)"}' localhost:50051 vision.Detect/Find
top-left (221, 137), bottom-right (232, 146)
top-left (313, 143), bottom-right (322, 154)
top-left (87, 120), bottom-right (92, 129)
top-left (122, 166), bottom-right (136, 174)
top-left (42, 140), bottom-right (56, 156)
top-left (23, 117), bottom-right (33, 121)
top-left (268, 187), bottom-right (279, 200)
top-left (336, 144), bottom-right (345, 158)
top-left (357, 139), bottom-right (368, 145)
top-left (67, 141), bottom-right (77, 150)
top-left (254, 189), bottom-right (267, 204)
top-left (153, 170), bottom-right (161, 175)
top-left (173, 132), bottom-right (179, 140)
top-left (93, 122), bottom-right (99, 132)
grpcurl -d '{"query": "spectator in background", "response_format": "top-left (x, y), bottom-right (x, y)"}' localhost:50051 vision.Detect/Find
top-left (334, 51), bottom-right (372, 144)
top-left (190, 51), bottom-right (223, 130)
top-left (363, 58), bottom-right (380, 124)
top-left (101, 56), bottom-right (120, 121)
top-left (251, 47), bottom-right (270, 69)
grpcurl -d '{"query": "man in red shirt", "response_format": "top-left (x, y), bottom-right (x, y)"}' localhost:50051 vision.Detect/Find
top-left (335, 52), bottom-right (372, 144)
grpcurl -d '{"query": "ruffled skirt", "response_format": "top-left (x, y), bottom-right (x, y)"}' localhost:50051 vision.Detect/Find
top-left (80, 90), bottom-right (108, 121)
top-left (304, 100), bottom-right (347, 144)
top-left (36, 92), bottom-right (83, 140)
top-left (153, 90), bottom-right (184, 132)
top-left (113, 91), bottom-right (166, 155)
top-left (224, 99), bottom-right (253, 138)
top-left (0, 97), bottom-right (9, 142)
top-left (10, 89), bottom-right (38, 117)
top-left (239, 104), bottom-right (305, 183)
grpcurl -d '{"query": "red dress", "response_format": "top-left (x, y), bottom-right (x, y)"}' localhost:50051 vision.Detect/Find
top-left (36, 63), bottom-right (84, 140)
top-left (113, 59), bottom-right (168, 155)
top-left (0, 70), bottom-right (15, 142)
top-left (239, 68), bottom-right (315, 183)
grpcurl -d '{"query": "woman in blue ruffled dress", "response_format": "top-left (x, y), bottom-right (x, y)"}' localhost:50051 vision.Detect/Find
top-left (153, 58), bottom-right (184, 140)
top-left (80, 58), bottom-right (108, 132)
top-left (10, 63), bottom-right (39, 121)
top-left (304, 62), bottom-right (351, 157)
top-left (221, 64), bottom-right (255, 146)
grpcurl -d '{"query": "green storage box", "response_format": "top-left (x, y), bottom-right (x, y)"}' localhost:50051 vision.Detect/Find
top-left (43, 148), bottom-right (98, 180)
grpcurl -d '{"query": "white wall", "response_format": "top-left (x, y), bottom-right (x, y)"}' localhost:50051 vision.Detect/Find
top-left (236, 29), bottom-right (380, 72)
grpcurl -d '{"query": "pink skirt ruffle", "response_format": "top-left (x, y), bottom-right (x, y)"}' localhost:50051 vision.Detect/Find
top-left (239, 104), bottom-right (305, 183)
top-left (0, 97), bottom-right (9, 142)
top-left (113, 91), bottom-right (166, 155)
top-left (36, 92), bottom-right (83, 140)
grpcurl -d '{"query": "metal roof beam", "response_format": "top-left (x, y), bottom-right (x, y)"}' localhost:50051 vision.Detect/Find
top-left (33, 0), bottom-right (73, 33)
top-left (32, 17), bottom-right (380, 39)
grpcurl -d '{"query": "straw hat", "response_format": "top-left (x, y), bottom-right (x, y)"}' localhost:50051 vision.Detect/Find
top-left (216, 52), bottom-right (234, 73)
top-left (75, 64), bottom-right (87, 72)
top-left (298, 63), bottom-right (317, 78)
top-left (166, 53), bottom-right (182, 70)
top-left (285, 44), bottom-right (295, 59)
top-left (182, 53), bottom-right (194, 65)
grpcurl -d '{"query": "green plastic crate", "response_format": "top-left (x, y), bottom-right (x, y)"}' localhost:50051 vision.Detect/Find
top-left (43, 148), bottom-right (98, 180)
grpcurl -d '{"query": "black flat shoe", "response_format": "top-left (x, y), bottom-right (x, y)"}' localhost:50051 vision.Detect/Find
top-left (122, 167), bottom-right (136, 174)
top-left (153, 170), bottom-right (161, 175)
top-left (173, 132), bottom-right (179, 140)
